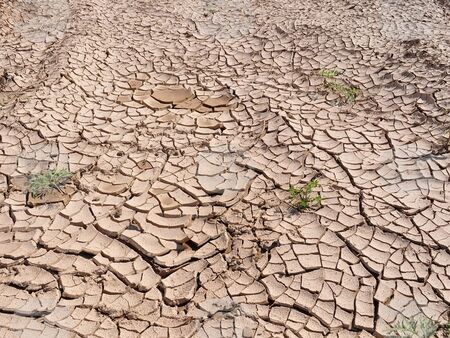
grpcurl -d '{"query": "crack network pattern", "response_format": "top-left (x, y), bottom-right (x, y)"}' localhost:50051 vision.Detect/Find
top-left (0, 0), bottom-right (449, 336)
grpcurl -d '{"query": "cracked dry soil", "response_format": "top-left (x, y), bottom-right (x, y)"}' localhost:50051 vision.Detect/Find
top-left (0, 0), bottom-right (450, 336)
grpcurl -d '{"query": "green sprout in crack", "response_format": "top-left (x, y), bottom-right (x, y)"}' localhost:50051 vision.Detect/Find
top-left (444, 322), bottom-right (450, 338)
top-left (319, 69), bottom-right (359, 103)
top-left (319, 69), bottom-right (340, 79)
top-left (386, 315), bottom-right (439, 338)
top-left (289, 179), bottom-right (322, 211)
top-left (28, 169), bottom-right (73, 197)
top-left (325, 81), bottom-right (359, 103)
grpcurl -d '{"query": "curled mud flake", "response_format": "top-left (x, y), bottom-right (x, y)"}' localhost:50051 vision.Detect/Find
top-left (151, 86), bottom-right (194, 104)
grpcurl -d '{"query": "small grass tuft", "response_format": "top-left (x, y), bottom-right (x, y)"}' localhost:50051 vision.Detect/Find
top-left (28, 169), bottom-right (73, 197)
top-left (289, 179), bottom-right (321, 211)
top-left (325, 81), bottom-right (359, 102)
top-left (319, 69), bottom-right (359, 103)
top-left (386, 315), bottom-right (439, 338)
top-left (319, 69), bottom-right (340, 79)
top-left (444, 322), bottom-right (450, 338)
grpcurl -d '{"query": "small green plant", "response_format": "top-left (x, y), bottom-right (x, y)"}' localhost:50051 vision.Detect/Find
top-left (289, 179), bottom-right (321, 211)
top-left (386, 315), bottom-right (439, 338)
top-left (319, 69), bottom-right (359, 103)
top-left (319, 69), bottom-right (340, 78)
top-left (28, 169), bottom-right (73, 197)
top-left (325, 81), bottom-right (359, 102)
top-left (444, 322), bottom-right (450, 338)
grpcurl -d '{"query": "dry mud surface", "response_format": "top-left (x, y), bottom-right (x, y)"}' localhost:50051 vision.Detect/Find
top-left (0, 0), bottom-right (450, 336)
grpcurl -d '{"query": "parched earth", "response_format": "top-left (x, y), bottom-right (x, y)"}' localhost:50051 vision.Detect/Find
top-left (0, 0), bottom-right (449, 336)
